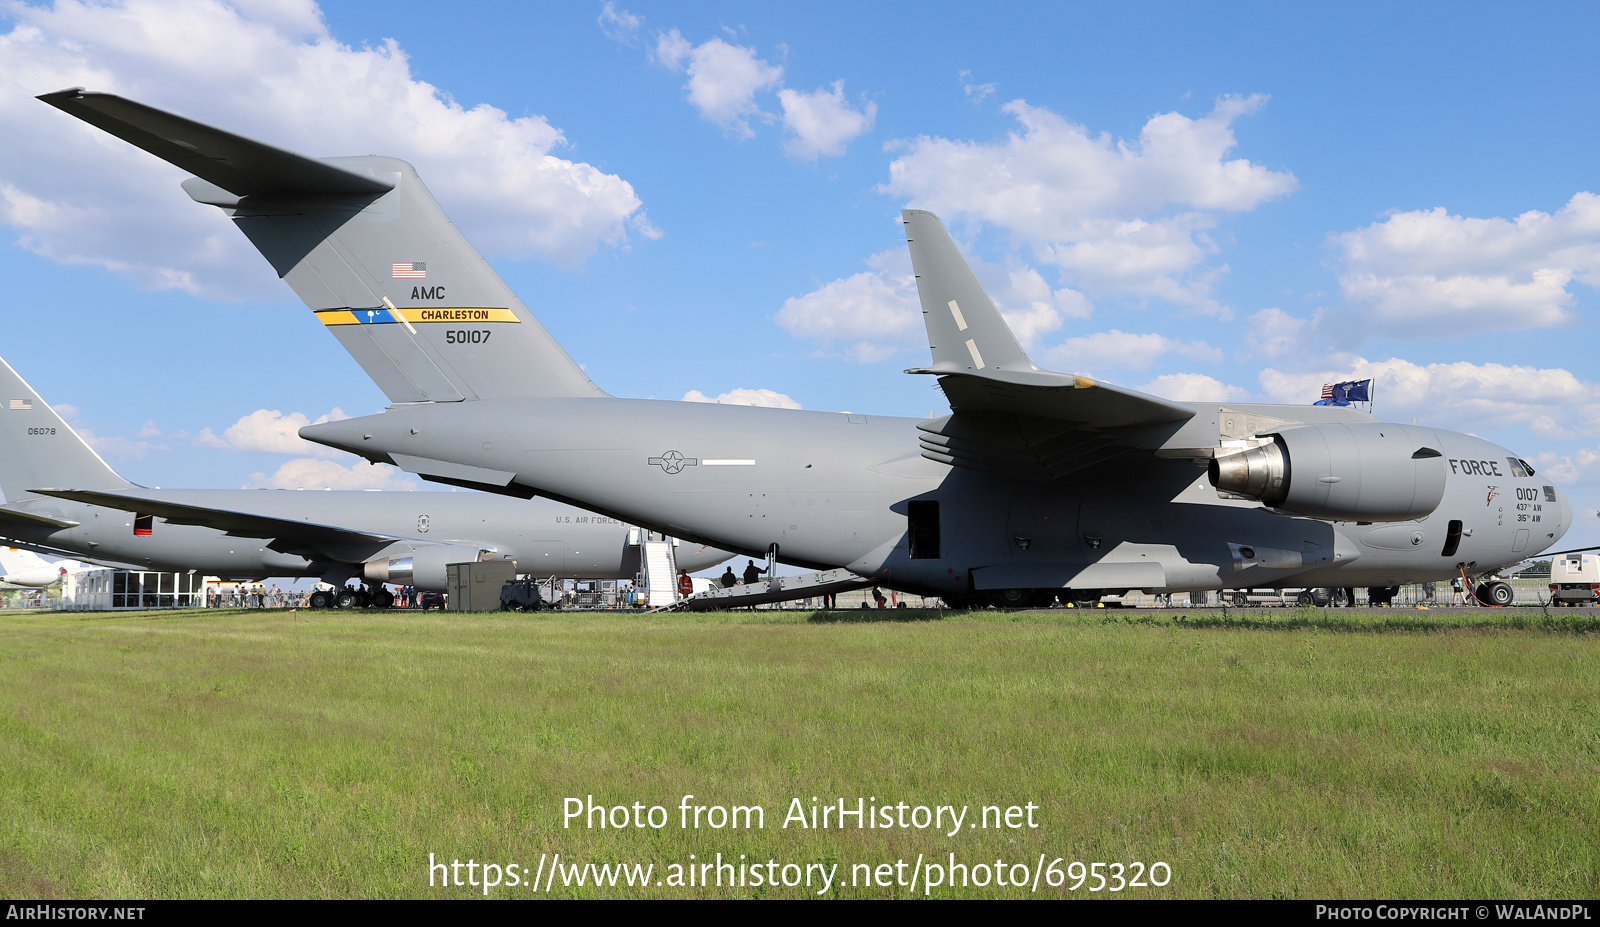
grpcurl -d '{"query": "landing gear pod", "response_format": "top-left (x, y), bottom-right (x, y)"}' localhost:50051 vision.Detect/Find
top-left (1209, 423), bottom-right (1447, 522)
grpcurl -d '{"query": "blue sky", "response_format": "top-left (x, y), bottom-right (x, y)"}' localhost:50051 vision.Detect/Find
top-left (2, 0), bottom-right (1598, 553)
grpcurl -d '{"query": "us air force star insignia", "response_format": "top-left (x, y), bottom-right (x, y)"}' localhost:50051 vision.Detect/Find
top-left (647, 450), bottom-right (698, 474)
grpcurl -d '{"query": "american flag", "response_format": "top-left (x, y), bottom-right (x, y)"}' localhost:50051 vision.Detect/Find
top-left (392, 262), bottom-right (427, 279)
top-left (1320, 383), bottom-right (1334, 400)
top-left (9, 399), bottom-right (30, 411)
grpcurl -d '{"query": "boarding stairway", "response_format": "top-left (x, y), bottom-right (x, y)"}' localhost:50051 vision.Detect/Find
top-left (639, 539), bottom-right (679, 608)
top-left (656, 567), bottom-right (874, 612)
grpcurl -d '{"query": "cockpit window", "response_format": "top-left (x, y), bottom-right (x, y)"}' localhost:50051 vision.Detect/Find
top-left (1520, 458), bottom-right (1536, 476)
top-left (1507, 458), bottom-right (1529, 478)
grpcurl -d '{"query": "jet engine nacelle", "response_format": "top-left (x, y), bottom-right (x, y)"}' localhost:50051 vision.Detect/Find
top-left (363, 544), bottom-right (494, 591)
top-left (1209, 423), bottom-right (1447, 522)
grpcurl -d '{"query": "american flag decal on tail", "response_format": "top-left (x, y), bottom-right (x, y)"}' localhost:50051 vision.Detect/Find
top-left (9, 399), bottom-right (30, 411)
top-left (392, 262), bottom-right (427, 279)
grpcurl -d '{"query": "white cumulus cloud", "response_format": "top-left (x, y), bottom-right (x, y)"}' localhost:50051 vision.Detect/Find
top-left (775, 249), bottom-right (922, 362)
top-left (1042, 330), bottom-right (1223, 373)
top-left (778, 80), bottom-right (875, 160)
top-left (646, 25), bottom-right (872, 159)
top-left (654, 28), bottom-right (782, 139)
top-left (1257, 358), bottom-right (1600, 440)
top-left (1136, 373), bottom-right (1251, 402)
top-left (682, 388), bottom-right (801, 409)
top-left (0, 0), bottom-right (653, 298)
top-left (1331, 193), bottom-right (1600, 339)
top-left (881, 95), bottom-right (1296, 314)
top-left (247, 457), bottom-right (418, 491)
top-left (196, 407), bottom-right (350, 458)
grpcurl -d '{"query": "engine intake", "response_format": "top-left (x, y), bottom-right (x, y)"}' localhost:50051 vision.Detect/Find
top-left (1208, 423), bottom-right (1446, 522)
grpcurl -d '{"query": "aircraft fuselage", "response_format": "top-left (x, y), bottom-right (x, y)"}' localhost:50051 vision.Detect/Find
top-left (0, 490), bottom-right (727, 588)
top-left (305, 397), bottom-right (1572, 598)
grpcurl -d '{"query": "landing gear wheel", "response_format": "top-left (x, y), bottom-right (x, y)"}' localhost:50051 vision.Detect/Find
top-left (371, 589), bottom-right (395, 610)
top-left (1067, 591), bottom-right (1100, 608)
top-left (1483, 581), bottom-right (1514, 607)
top-left (336, 589), bottom-right (359, 609)
top-left (992, 588), bottom-right (1030, 608)
top-left (308, 590), bottom-right (333, 609)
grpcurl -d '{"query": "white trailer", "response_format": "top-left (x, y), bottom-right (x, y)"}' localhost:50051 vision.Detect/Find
top-left (1548, 553), bottom-right (1599, 605)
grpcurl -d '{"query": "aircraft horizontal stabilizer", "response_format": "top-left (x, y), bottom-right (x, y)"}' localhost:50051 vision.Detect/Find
top-left (37, 89), bottom-right (393, 199)
top-left (33, 489), bottom-right (402, 561)
top-left (44, 90), bottom-right (609, 405)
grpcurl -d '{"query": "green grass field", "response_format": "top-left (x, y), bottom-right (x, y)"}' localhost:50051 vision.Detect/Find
top-left (0, 606), bottom-right (1594, 899)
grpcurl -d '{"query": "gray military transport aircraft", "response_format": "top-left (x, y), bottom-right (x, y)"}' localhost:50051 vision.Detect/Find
top-left (0, 354), bottom-right (727, 607)
top-left (44, 89), bottom-right (1574, 608)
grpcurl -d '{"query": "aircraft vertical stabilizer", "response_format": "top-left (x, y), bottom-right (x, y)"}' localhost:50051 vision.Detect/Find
top-left (39, 89), bottom-right (608, 404)
top-left (0, 357), bottom-right (131, 502)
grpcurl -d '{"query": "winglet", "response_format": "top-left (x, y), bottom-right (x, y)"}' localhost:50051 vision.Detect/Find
top-left (37, 89), bottom-right (393, 198)
top-left (900, 209), bottom-right (1194, 431)
top-left (902, 209), bottom-right (1035, 375)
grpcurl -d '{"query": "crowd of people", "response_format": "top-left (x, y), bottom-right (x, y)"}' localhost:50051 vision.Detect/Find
top-left (206, 584), bottom-right (297, 608)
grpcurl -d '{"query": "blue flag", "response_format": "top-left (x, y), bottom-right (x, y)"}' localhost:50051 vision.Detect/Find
top-left (1315, 379), bottom-right (1372, 405)
top-left (1339, 379), bottom-right (1373, 402)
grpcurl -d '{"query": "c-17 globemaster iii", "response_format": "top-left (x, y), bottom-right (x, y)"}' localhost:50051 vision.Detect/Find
top-left (0, 353), bottom-right (728, 606)
top-left (45, 89), bottom-right (1573, 607)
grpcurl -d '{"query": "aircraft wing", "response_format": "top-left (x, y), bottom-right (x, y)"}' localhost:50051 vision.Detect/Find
top-left (902, 209), bottom-right (1196, 480)
top-left (0, 506), bottom-right (79, 530)
top-left (32, 489), bottom-right (404, 562)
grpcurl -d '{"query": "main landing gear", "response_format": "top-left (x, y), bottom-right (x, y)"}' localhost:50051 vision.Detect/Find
top-left (309, 585), bottom-right (397, 609)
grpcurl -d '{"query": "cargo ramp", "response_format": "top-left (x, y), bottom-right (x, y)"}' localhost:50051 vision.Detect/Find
top-left (657, 568), bottom-right (874, 612)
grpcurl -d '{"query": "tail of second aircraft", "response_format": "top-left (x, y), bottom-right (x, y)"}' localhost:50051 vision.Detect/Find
top-left (40, 89), bottom-right (608, 405)
top-left (0, 357), bottom-right (132, 502)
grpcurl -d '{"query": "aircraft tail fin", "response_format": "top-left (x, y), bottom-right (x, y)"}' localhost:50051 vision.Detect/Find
top-left (0, 357), bottom-right (132, 502)
top-left (40, 89), bottom-right (607, 403)
top-left (901, 209), bottom-right (1037, 376)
